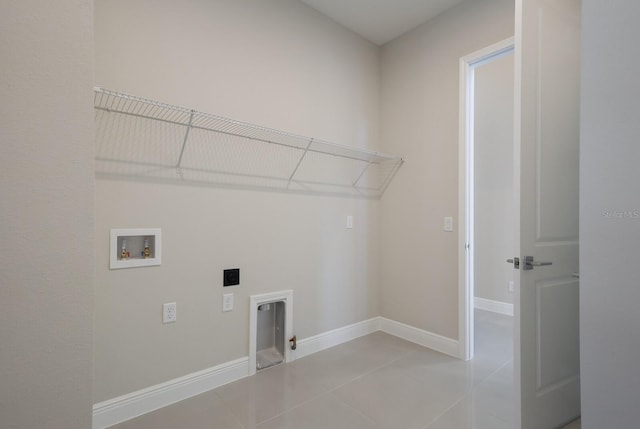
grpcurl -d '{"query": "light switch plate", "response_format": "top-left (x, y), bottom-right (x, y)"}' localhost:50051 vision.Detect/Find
top-left (444, 216), bottom-right (454, 232)
top-left (346, 215), bottom-right (353, 229)
top-left (222, 293), bottom-right (234, 312)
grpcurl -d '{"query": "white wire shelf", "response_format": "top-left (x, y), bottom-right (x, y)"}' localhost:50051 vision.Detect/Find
top-left (94, 87), bottom-right (404, 198)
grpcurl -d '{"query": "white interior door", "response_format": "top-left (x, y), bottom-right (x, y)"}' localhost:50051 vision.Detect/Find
top-left (514, 0), bottom-right (581, 428)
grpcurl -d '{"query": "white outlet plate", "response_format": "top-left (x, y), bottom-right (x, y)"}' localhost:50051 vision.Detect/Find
top-left (223, 293), bottom-right (234, 312)
top-left (346, 215), bottom-right (353, 229)
top-left (163, 302), bottom-right (177, 323)
top-left (444, 216), bottom-right (454, 232)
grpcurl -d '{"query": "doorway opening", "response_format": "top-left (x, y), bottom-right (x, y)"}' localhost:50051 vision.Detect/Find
top-left (458, 38), bottom-right (514, 361)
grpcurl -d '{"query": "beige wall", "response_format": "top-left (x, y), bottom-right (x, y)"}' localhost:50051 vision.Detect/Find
top-left (379, 0), bottom-right (515, 338)
top-left (94, 0), bottom-right (379, 148)
top-left (94, 0), bottom-right (381, 402)
top-left (474, 53), bottom-right (515, 305)
top-left (0, 0), bottom-right (95, 427)
top-left (580, 0), bottom-right (640, 426)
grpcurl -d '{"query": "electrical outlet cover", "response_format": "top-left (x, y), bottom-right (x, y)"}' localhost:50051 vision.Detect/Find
top-left (163, 302), bottom-right (177, 323)
top-left (346, 215), bottom-right (353, 229)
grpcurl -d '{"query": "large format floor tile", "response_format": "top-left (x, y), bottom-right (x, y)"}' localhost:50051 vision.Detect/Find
top-left (426, 361), bottom-right (514, 429)
top-left (256, 393), bottom-right (380, 429)
top-left (214, 357), bottom-right (333, 428)
top-left (333, 363), bottom-right (461, 429)
top-left (426, 399), bottom-right (512, 429)
top-left (109, 311), bottom-right (520, 429)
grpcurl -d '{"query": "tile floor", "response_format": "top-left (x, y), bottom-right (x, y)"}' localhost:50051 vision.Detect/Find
top-left (562, 418), bottom-right (581, 429)
top-left (109, 310), bottom-right (578, 429)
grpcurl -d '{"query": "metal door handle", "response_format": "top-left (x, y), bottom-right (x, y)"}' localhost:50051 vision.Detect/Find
top-left (506, 257), bottom-right (520, 269)
top-left (524, 256), bottom-right (552, 270)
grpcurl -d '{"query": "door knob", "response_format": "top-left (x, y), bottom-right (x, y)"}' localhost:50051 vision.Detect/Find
top-left (523, 256), bottom-right (552, 271)
top-left (506, 257), bottom-right (520, 269)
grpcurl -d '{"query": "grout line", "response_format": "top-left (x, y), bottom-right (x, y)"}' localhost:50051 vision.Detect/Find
top-left (323, 347), bottom-right (423, 427)
top-left (423, 358), bottom-right (514, 429)
top-left (420, 382), bottom-right (477, 428)
top-left (327, 345), bottom-right (421, 392)
top-left (254, 341), bottom-right (419, 427)
top-left (334, 395), bottom-right (386, 428)
top-left (212, 390), bottom-right (250, 429)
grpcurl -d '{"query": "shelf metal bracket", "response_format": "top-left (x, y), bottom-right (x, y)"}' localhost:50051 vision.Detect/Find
top-left (287, 138), bottom-right (313, 189)
top-left (353, 161), bottom-right (373, 188)
top-left (176, 110), bottom-right (195, 173)
top-left (379, 158), bottom-right (405, 195)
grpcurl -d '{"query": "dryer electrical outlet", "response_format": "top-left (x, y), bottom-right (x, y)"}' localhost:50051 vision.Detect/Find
top-left (223, 268), bottom-right (240, 286)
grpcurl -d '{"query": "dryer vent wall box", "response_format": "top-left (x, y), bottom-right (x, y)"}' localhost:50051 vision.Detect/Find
top-left (223, 268), bottom-right (240, 286)
top-left (256, 301), bottom-right (286, 370)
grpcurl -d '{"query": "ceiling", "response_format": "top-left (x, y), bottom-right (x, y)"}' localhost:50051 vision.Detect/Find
top-left (300, 0), bottom-right (464, 46)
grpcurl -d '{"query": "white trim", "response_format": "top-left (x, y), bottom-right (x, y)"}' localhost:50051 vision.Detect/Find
top-left (461, 38), bottom-right (515, 68)
top-left (92, 317), bottom-right (459, 428)
top-left (379, 318), bottom-right (459, 358)
top-left (474, 297), bottom-right (514, 316)
top-left (249, 290), bottom-right (294, 376)
top-left (459, 51), bottom-right (474, 362)
top-left (92, 357), bottom-right (248, 429)
top-left (294, 317), bottom-right (380, 360)
top-left (458, 37), bottom-right (515, 362)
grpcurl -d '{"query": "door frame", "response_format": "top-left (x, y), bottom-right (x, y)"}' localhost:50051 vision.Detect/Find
top-left (457, 37), bottom-right (515, 361)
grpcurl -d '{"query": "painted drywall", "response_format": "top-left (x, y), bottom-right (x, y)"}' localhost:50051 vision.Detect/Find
top-left (474, 53), bottom-right (515, 305)
top-left (580, 0), bottom-right (640, 427)
top-left (93, 0), bottom-right (381, 402)
top-left (0, 1), bottom-right (95, 428)
top-left (379, 0), bottom-right (515, 339)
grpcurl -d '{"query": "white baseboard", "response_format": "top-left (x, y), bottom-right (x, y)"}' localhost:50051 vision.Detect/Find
top-left (379, 318), bottom-right (459, 358)
top-left (93, 317), bottom-right (458, 428)
top-left (294, 317), bottom-right (381, 360)
top-left (474, 297), bottom-right (514, 316)
top-left (92, 357), bottom-right (248, 429)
